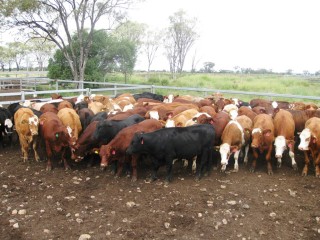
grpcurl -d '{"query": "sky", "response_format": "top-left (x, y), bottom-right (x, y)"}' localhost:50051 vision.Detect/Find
top-left (128, 0), bottom-right (320, 73)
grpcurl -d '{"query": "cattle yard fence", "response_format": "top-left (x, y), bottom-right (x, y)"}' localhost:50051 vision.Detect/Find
top-left (1, 78), bottom-right (320, 106)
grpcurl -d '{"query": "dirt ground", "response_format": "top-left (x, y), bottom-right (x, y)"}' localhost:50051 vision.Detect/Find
top-left (0, 135), bottom-right (320, 240)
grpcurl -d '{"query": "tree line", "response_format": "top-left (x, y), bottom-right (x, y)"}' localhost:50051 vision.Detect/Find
top-left (0, 0), bottom-right (200, 87)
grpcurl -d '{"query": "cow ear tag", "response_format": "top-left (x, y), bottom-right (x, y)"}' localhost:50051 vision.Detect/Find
top-left (55, 133), bottom-right (59, 138)
top-left (140, 138), bottom-right (144, 144)
top-left (112, 150), bottom-right (116, 155)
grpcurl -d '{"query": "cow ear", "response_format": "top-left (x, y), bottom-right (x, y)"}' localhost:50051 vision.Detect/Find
top-left (230, 146), bottom-right (238, 153)
top-left (263, 129), bottom-right (272, 137)
top-left (244, 128), bottom-right (251, 135)
top-left (21, 119), bottom-right (28, 124)
top-left (311, 135), bottom-right (317, 144)
top-left (273, 107), bottom-right (280, 114)
top-left (111, 149), bottom-right (116, 155)
top-left (286, 140), bottom-right (295, 148)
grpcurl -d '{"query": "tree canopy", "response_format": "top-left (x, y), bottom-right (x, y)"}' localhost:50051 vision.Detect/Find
top-left (1, 0), bottom-right (135, 88)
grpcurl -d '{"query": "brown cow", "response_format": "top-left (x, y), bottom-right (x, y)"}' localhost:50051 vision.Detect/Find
top-left (238, 106), bottom-right (257, 122)
top-left (14, 108), bottom-right (40, 162)
top-left (57, 100), bottom-right (73, 111)
top-left (39, 112), bottom-right (71, 171)
top-left (219, 115), bottom-right (252, 172)
top-left (251, 114), bottom-right (275, 175)
top-left (57, 108), bottom-right (82, 146)
top-left (99, 119), bottom-right (163, 181)
top-left (298, 117), bottom-right (320, 177)
top-left (273, 109), bottom-right (296, 170)
top-left (40, 103), bottom-right (58, 114)
top-left (165, 108), bottom-right (199, 127)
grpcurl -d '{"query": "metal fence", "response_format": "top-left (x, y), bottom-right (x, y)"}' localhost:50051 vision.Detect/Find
top-left (1, 78), bottom-right (320, 106)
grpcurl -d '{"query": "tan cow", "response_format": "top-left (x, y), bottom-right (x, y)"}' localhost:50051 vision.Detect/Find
top-left (273, 109), bottom-right (296, 170)
top-left (251, 114), bottom-right (275, 175)
top-left (219, 115), bottom-right (252, 172)
top-left (298, 117), bottom-right (320, 177)
top-left (57, 108), bottom-right (82, 146)
top-left (14, 108), bottom-right (40, 162)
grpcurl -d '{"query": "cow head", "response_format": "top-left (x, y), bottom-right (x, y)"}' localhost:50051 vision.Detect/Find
top-left (3, 118), bottom-right (14, 135)
top-left (27, 115), bottom-right (39, 136)
top-left (298, 128), bottom-right (313, 151)
top-left (274, 136), bottom-right (287, 158)
top-left (251, 128), bottom-right (271, 148)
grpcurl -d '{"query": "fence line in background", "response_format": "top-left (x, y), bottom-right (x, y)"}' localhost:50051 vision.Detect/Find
top-left (1, 78), bottom-right (320, 106)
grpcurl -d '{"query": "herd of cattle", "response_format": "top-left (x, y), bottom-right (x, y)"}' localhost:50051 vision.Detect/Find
top-left (0, 91), bottom-right (320, 183)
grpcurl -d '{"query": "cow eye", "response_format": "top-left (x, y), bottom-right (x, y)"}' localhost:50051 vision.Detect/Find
top-left (305, 137), bottom-right (310, 142)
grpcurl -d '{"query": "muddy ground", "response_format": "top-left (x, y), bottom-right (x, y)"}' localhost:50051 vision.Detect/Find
top-left (0, 135), bottom-right (320, 240)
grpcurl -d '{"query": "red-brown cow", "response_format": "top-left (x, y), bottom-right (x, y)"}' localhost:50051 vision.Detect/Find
top-left (251, 114), bottom-right (275, 175)
top-left (298, 117), bottom-right (320, 177)
top-left (40, 103), bottom-right (58, 114)
top-left (14, 108), bottom-right (40, 162)
top-left (99, 119), bottom-right (163, 181)
top-left (238, 106), bottom-right (257, 122)
top-left (273, 109), bottom-right (296, 170)
top-left (219, 115), bottom-right (252, 172)
top-left (39, 112), bottom-right (71, 171)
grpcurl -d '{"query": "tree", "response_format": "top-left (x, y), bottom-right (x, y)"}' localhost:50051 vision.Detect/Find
top-left (27, 38), bottom-right (55, 71)
top-left (1, 0), bottom-right (134, 88)
top-left (7, 41), bottom-right (28, 71)
top-left (164, 10), bottom-right (198, 78)
top-left (191, 49), bottom-right (201, 73)
top-left (0, 46), bottom-right (5, 71)
top-left (142, 29), bottom-right (162, 74)
top-left (47, 29), bottom-right (137, 83)
top-left (202, 62), bottom-right (215, 73)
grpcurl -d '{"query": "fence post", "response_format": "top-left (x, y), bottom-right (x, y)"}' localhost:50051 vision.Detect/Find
top-left (56, 80), bottom-right (59, 91)
top-left (151, 85), bottom-right (155, 94)
top-left (86, 88), bottom-right (91, 96)
top-left (114, 85), bottom-right (117, 97)
top-left (21, 91), bottom-right (25, 101)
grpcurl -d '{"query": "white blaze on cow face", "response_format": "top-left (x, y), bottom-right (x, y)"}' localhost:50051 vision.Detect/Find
top-left (219, 143), bottom-right (231, 167)
top-left (274, 136), bottom-right (286, 158)
top-left (149, 111), bottom-right (159, 120)
top-left (28, 115), bottom-right (39, 135)
top-left (122, 104), bottom-right (133, 112)
top-left (165, 119), bottom-right (175, 128)
top-left (272, 101), bottom-right (278, 108)
top-left (298, 128), bottom-right (311, 151)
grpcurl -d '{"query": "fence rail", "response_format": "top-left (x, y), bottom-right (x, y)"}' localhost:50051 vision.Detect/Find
top-left (1, 78), bottom-right (320, 106)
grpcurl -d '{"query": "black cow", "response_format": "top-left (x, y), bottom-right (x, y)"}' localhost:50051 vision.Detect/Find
top-left (73, 114), bottom-right (145, 162)
top-left (93, 114), bottom-right (145, 145)
top-left (0, 107), bottom-right (14, 147)
top-left (133, 92), bottom-right (164, 102)
top-left (126, 124), bottom-right (215, 183)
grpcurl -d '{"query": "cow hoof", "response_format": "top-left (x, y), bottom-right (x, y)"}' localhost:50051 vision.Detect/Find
top-left (46, 166), bottom-right (52, 171)
top-left (114, 175), bottom-right (120, 179)
top-left (64, 166), bottom-right (71, 171)
top-left (100, 166), bottom-right (106, 171)
top-left (249, 167), bottom-right (255, 173)
top-left (194, 176), bottom-right (201, 182)
top-left (164, 180), bottom-right (170, 185)
top-left (292, 164), bottom-right (298, 171)
top-left (131, 177), bottom-right (137, 182)
top-left (268, 171), bottom-right (273, 175)
top-left (301, 172), bottom-right (307, 177)
top-left (277, 163), bottom-right (282, 169)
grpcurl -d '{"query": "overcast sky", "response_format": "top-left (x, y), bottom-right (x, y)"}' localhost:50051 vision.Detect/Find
top-left (129, 0), bottom-right (320, 73)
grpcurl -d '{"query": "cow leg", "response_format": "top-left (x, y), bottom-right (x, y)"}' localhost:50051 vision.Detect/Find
top-left (232, 150), bottom-right (240, 172)
top-left (243, 145), bottom-right (250, 165)
top-left (131, 154), bottom-right (138, 182)
top-left (32, 136), bottom-right (40, 162)
top-left (302, 151), bottom-right (310, 177)
top-left (45, 141), bottom-right (53, 171)
top-left (314, 154), bottom-right (320, 178)
top-left (288, 147), bottom-right (297, 171)
top-left (20, 138), bottom-right (29, 162)
top-left (61, 148), bottom-right (71, 170)
top-left (115, 159), bottom-right (123, 178)
top-left (277, 157), bottom-right (282, 169)
top-left (266, 145), bottom-right (273, 175)
top-left (250, 149), bottom-right (259, 173)
top-left (165, 158), bottom-right (173, 184)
